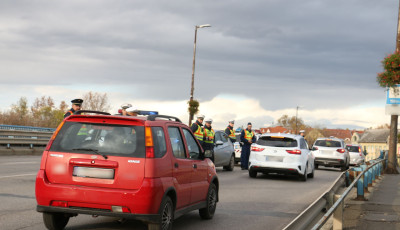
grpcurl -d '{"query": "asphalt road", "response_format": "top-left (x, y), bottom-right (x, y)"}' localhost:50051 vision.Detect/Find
top-left (0, 155), bottom-right (342, 230)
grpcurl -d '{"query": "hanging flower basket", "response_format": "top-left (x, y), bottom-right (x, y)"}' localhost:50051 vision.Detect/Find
top-left (187, 99), bottom-right (199, 115)
top-left (377, 52), bottom-right (400, 88)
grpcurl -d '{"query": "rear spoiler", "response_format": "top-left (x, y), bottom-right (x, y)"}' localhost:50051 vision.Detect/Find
top-left (73, 110), bottom-right (181, 123)
top-left (147, 115), bottom-right (181, 122)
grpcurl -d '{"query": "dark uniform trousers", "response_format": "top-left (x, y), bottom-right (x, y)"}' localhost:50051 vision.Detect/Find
top-left (241, 144), bottom-right (251, 169)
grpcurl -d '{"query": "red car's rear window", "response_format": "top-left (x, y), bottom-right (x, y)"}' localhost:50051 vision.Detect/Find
top-left (50, 121), bottom-right (145, 158)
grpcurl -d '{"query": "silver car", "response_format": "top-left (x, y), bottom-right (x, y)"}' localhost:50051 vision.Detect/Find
top-left (312, 137), bottom-right (350, 171)
top-left (345, 144), bottom-right (365, 166)
top-left (214, 130), bottom-right (235, 171)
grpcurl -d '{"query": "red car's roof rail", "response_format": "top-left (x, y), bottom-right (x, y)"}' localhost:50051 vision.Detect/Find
top-left (74, 110), bottom-right (111, 115)
top-left (147, 115), bottom-right (181, 123)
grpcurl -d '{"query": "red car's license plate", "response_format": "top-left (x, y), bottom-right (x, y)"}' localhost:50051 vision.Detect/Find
top-left (73, 166), bottom-right (115, 179)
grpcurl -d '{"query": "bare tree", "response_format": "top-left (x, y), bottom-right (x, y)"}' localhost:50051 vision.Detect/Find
top-left (1, 97), bottom-right (65, 128)
top-left (10, 97), bottom-right (31, 126)
top-left (305, 129), bottom-right (324, 147)
top-left (82, 91), bottom-right (111, 112)
top-left (277, 114), bottom-right (307, 133)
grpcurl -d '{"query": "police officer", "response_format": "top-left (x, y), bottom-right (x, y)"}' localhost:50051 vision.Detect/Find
top-left (240, 122), bottom-right (256, 170)
top-left (191, 114), bottom-right (205, 145)
top-left (64, 99), bottom-right (83, 118)
top-left (203, 118), bottom-right (215, 162)
top-left (126, 107), bottom-right (138, 116)
top-left (225, 120), bottom-right (236, 143)
top-left (299, 130), bottom-right (305, 137)
top-left (120, 103), bottom-right (132, 116)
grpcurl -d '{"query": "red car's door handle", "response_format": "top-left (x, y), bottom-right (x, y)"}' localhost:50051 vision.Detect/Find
top-left (193, 164), bottom-right (197, 169)
top-left (174, 163), bottom-right (179, 168)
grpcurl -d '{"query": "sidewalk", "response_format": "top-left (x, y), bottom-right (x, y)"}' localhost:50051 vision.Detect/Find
top-left (343, 168), bottom-right (400, 230)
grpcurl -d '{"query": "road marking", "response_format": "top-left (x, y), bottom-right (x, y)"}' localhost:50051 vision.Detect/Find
top-left (0, 173), bottom-right (36, 179)
top-left (0, 161), bottom-right (40, 165)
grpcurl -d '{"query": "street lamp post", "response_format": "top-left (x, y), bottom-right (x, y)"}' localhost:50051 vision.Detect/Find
top-left (189, 24), bottom-right (211, 126)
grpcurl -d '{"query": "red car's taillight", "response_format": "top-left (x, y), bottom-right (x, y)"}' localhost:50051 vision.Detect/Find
top-left (337, 149), bottom-right (345, 153)
top-left (286, 149), bottom-right (301, 155)
top-left (145, 127), bottom-right (155, 158)
top-left (51, 201), bottom-right (68, 208)
top-left (251, 146), bottom-right (265, 152)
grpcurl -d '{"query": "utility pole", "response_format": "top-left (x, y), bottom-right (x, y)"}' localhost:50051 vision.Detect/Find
top-left (386, 0), bottom-right (400, 174)
top-left (295, 106), bottom-right (302, 134)
top-left (295, 106), bottom-right (299, 134)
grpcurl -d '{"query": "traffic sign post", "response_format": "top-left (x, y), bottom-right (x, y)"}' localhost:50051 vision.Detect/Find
top-left (385, 85), bottom-right (400, 173)
top-left (385, 85), bottom-right (400, 115)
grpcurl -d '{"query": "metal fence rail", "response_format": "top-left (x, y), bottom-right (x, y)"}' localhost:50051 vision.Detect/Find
top-left (0, 124), bottom-right (55, 132)
top-left (283, 158), bottom-right (385, 230)
top-left (0, 125), bottom-right (54, 149)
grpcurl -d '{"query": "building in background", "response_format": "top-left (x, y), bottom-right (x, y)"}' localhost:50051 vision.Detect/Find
top-left (356, 129), bottom-right (390, 160)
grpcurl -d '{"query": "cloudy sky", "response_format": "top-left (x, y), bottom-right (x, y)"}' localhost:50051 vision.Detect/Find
top-left (0, 0), bottom-right (397, 130)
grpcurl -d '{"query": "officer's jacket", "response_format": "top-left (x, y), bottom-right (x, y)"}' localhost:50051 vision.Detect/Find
top-left (64, 108), bottom-right (76, 118)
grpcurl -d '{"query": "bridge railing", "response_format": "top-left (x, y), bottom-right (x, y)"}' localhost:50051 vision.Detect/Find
top-left (0, 125), bottom-right (55, 149)
top-left (283, 158), bottom-right (386, 230)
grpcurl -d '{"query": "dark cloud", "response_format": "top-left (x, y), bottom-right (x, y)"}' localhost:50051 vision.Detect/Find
top-left (0, 0), bottom-right (397, 114)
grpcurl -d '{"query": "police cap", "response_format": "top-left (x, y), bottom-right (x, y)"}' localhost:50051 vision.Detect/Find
top-left (197, 114), bottom-right (205, 119)
top-left (126, 107), bottom-right (138, 113)
top-left (229, 120), bottom-right (235, 124)
top-left (121, 103), bottom-right (132, 109)
top-left (71, 99), bottom-right (83, 105)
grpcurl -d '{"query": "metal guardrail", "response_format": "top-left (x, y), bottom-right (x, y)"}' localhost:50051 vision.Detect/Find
top-left (0, 124), bottom-right (55, 132)
top-left (0, 125), bottom-right (54, 149)
top-left (283, 158), bottom-right (385, 230)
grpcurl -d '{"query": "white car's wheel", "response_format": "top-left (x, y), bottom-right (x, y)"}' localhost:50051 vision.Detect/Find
top-left (307, 163), bottom-right (314, 178)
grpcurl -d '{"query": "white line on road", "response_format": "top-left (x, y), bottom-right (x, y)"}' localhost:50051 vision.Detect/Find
top-left (0, 173), bottom-right (36, 179)
top-left (1, 161), bottom-right (40, 165)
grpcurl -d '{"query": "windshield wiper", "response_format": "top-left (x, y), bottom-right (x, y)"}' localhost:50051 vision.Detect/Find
top-left (72, 148), bottom-right (108, 160)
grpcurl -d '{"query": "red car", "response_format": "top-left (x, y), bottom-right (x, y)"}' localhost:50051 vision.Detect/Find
top-left (35, 111), bottom-right (219, 230)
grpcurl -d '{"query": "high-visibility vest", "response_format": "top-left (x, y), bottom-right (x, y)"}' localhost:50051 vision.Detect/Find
top-left (77, 125), bottom-right (88, 136)
top-left (204, 128), bottom-right (215, 144)
top-left (244, 129), bottom-right (254, 141)
top-left (194, 124), bottom-right (204, 142)
top-left (227, 126), bottom-right (236, 139)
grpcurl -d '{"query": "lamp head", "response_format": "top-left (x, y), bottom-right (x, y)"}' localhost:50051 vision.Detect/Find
top-left (197, 24), bottom-right (211, 28)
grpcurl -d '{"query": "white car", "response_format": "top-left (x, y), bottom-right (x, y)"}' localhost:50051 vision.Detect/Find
top-left (248, 133), bottom-right (315, 181)
top-left (234, 141), bottom-right (241, 164)
top-left (345, 144), bottom-right (365, 166)
top-left (312, 137), bottom-right (350, 171)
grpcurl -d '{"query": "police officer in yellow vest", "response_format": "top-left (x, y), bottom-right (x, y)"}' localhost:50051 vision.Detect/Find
top-left (240, 122), bottom-right (256, 170)
top-left (203, 118), bottom-right (215, 162)
top-left (191, 114), bottom-right (205, 145)
top-left (224, 120), bottom-right (236, 143)
top-left (64, 99), bottom-right (83, 118)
